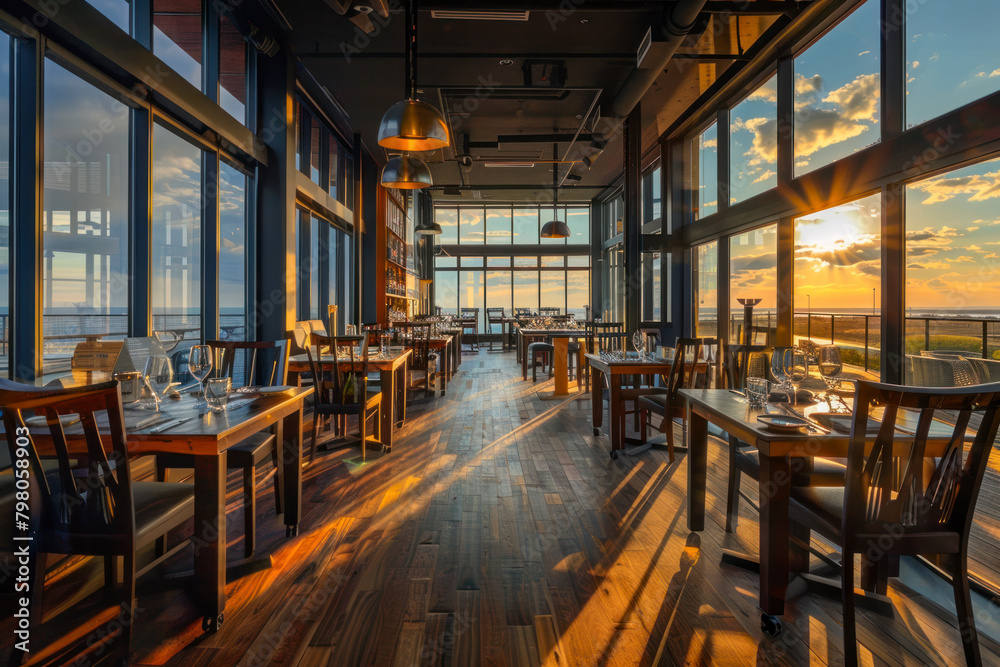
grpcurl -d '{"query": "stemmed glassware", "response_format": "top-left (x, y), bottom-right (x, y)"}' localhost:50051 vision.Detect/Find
top-left (783, 347), bottom-right (809, 405)
top-left (632, 330), bottom-right (646, 359)
top-left (770, 348), bottom-right (791, 403)
top-left (818, 345), bottom-right (844, 399)
top-left (188, 345), bottom-right (213, 406)
top-left (143, 354), bottom-right (173, 412)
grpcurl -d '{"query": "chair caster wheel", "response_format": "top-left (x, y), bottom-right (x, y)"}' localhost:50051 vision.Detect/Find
top-left (203, 613), bottom-right (224, 632)
top-left (610, 450), bottom-right (619, 460)
top-left (761, 613), bottom-right (781, 637)
top-left (593, 427), bottom-right (601, 436)
top-left (286, 525), bottom-right (298, 538)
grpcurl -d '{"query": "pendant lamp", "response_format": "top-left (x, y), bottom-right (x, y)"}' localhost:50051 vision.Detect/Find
top-left (540, 143), bottom-right (571, 239)
top-left (381, 154), bottom-right (433, 189)
top-left (377, 0), bottom-right (450, 152)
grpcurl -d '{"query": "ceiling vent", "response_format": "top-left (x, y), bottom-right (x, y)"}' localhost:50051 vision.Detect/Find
top-left (483, 162), bottom-right (536, 168)
top-left (636, 27), bottom-right (653, 67)
top-left (430, 10), bottom-right (530, 21)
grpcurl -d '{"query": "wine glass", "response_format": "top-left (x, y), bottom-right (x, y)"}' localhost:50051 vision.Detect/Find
top-left (770, 348), bottom-right (791, 403)
top-left (818, 345), bottom-right (843, 396)
top-left (144, 354), bottom-right (173, 412)
top-left (783, 347), bottom-right (809, 405)
top-left (188, 345), bottom-right (213, 404)
top-left (632, 330), bottom-right (644, 358)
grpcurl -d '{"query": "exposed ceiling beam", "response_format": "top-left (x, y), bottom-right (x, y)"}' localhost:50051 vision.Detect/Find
top-left (671, 53), bottom-right (753, 61)
top-left (300, 52), bottom-right (637, 60)
top-left (701, 1), bottom-right (811, 14)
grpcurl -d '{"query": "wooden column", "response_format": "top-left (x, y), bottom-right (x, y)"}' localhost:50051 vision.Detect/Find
top-left (623, 103), bottom-right (642, 335)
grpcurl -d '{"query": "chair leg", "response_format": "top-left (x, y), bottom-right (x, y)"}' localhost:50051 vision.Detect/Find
top-left (359, 409), bottom-right (367, 462)
top-left (155, 460), bottom-right (167, 557)
top-left (243, 464), bottom-right (256, 559)
top-left (271, 434), bottom-right (284, 517)
top-left (953, 549), bottom-right (982, 667)
top-left (532, 354), bottom-right (538, 382)
top-left (842, 550), bottom-right (859, 667)
top-left (639, 408), bottom-right (647, 444)
top-left (115, 548), bottom-right (136, 665)
top-left (309, 412), bottom-right (321, 464)
top-left (725, 436), bottom-right (741, 532)
top-left (664, 416), bottom-right (676, 463)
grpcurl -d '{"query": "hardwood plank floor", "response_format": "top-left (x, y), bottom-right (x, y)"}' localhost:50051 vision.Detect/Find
top-left (6, 349), bottom-right (1000, 666)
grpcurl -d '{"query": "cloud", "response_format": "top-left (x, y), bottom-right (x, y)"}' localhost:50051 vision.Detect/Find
top-left (990, 69), bottom-right (1000, 78)
top-left (908, 168), bottom-right (1000, 204)
top-left (910, 60), bottom-right (919, 69)
top-left (793, 72), bottom-right (880, 158)
top-left (795, 234), bottom-right (881, 268)
top-left (968, 226), bottom-right (980, 232)
top-left (907, 260), bottom-right (951, 270)
top-left (823, 73), bottom-right (880, 122)
top-left (859, 50), bottom-right (871, 57)
top-left (954, 256), bottom-right (976, 263)
top-left (752, 169), bottom-right (776, 184)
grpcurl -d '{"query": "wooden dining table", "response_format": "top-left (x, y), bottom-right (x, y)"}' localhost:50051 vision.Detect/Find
top-left (24, 386), bottom-right (313, 632)
top-left (518, 327), bottom-right (587, 381)
top-left (587, 353), bottom-right (673, 453)
top-left (288, 349), bottom-right (412, 452)
top-left (678, 388), bottom-right (966, 620)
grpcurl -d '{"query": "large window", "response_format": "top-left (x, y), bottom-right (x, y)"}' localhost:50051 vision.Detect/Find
top-left (438, 207), bottom-right (458, 244)
top-left (152, 122), bottom-right (203, 351)
top-left (460, 207), bottom-right (484, 244)
top-left (793, 193), bottom-right (881, 370)
top-left (692, 123), bottom-right (718, 219)
top-left (0, 33), bottom-right (10, 377)
top-left (694, 241), bottom-right (718, 337)
top-left (906, 1), bottom-right (1000, 129)
top-left (904, 157), bottom-right (1000, 381)
top-left (729, 224), bottom-right (777, 343)
top-left (219, 161), bottom-right (247, 339)
top-left (42, 60), bottom-right (130, 374)
top-left (153, 0), bottom-right (203, 90)
top-left (793, 0), bottom-right (880, 176)
top-left (513, 207), bottom-right (538, 244)
top-left (87, 0), bottom-right (130, 30)
top-left (729, 75), bottom-right (777, 204)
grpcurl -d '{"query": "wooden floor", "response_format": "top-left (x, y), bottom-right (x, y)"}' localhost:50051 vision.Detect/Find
top-left (9, 349), bottom-right (1000, 666)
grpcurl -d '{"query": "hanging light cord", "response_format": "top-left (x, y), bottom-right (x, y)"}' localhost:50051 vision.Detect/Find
top-left (405, 0), bottom-right (416, 100)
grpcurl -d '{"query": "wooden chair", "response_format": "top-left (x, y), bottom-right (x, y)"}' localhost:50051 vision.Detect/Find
top-left (0, 378), bottom-right (195, 665)
top-left (514, 307), bottom-right (533, 317)
top-left (539, 307), bottom-right (561, 317)
top-left (306, 333), bottom-right (382, 462)
top-left (637, 338), bottom-right (720, 462)
top-left (486, 307), bottom-right (506, 351)
top-left (787, 380), bottom-right (1000, 666)
top-left (399, 321), bottom-right (438, 398)
top-left (156, 339), bottom-right (290, 558)
top-left (460, 308), bottom-right (480, 353)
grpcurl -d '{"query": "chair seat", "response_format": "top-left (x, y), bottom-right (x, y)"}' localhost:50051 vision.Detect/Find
top-left (735, 447), bottom-right (847, 487)
top-left (133, 481), bottom-right (196, 547)
top-left (227, 432), bottom-right (278, 467)
top-left (637, 391), bottom-right (671, 415)
top-left (528, 342), bottom-right (554, 353)
top-left (788, 485), bottom-right (845, 540)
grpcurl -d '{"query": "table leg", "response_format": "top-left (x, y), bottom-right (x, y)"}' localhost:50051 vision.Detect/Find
top-left (591, 365), bottom-right (604, 434)
top-left (440, 344), bottom-right (449, 396)
top-left (758, 452), bottom-right (791, 616)
top-left (553, 338), bottom-right (569, 395)
top-left (521, 333), bottom-right (528, 380)
top-left (686, 404), bottom-right (707, 532)
top-left (193, 452), bottom-right (226, 631)
top-left (282, 405), bottom-right (303, 536)
top-left (609, 377), bottom-right (623, 452)
top-left (397, 359), bottom-right (408, 425)
top-left (380, 367), bottom-right (395, 452)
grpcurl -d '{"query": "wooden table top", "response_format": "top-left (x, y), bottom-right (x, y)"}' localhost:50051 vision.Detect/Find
top-left (585, 353), bottom-right (673, 374)
top-left (679, 388), bottom-right (966, 458)
top-left (289, 349), bottom-right (412, 372)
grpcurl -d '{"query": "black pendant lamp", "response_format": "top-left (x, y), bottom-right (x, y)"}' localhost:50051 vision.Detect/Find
top-left (377, 0), bottom-right (449, 152)
top-left (540, 143), bottom-right (571, 239)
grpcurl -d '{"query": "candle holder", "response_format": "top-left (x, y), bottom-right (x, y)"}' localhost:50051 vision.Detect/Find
top-left (737, 298), bottom-right (763, 345)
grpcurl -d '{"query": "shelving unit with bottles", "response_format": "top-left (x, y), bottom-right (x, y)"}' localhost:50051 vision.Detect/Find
top-left (376, 187), bottom-right (417, 323)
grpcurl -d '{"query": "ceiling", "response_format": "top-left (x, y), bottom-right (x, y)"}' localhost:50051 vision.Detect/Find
top-left (281, 1), bottom-right (800, 203)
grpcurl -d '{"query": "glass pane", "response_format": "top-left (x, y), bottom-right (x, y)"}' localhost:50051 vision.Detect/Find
top-left (906, 1), bottom-right (1000, 128)
top-left (486, 256), bottom-right (510, 267)
top-left (434, 270), bottom-right (458, 316)
top-left (794, 193), bottom-right (881, 374)
top-left (460, 207), bottom-right (484, 244)
top-left (342, 151), bottom-right (354, 209)
top-left (310, 115), bottom-right (321, 184)
top-left (540, 271), bottom-right (565, 313)
top-left (512, 207), bottom-right (538, 244)
top-left (905, 157), bottom-right (1000, 384)
top-left (793, 0), bottom-right (879, 176)
top-left (514, 256), bottom-right (537, 267)
top-left (605, 245), bottom-right (625, 322)
top-left (0, 33), bottom-right (10, 377)
top-left (219, 162), bottom-right (247, 341)
top-left (642, 252), bottom-right (661, 322)
top-left (513, 271), bottom-right (538, 315)
top-left (219, 11), bottom-right (247, 124)
top-left (486, 271), bottom-right (512, 319)
top-left (42, 61), bottom-right (130, 377)
top-left (692, 123), bottom-right (718, 219)
top-left (294, 102), bottom-right (301, 172)
top-left (436, 207), bottom-right (457, 244)
top-left (729, 225), bottom-right (777, 343)
top-left (567, 206), bottom-right (589, 242)
top-left (87, 0), bottom-right (129, 31)
top-left (153, 0), bottom-right (203, 89)
top-left (342, 231), bottom-right (353, 329)
top-left (642, 167), bottom-right (661, 224)
top-left (460, 257), bottom-right (483, 268)
top-left (566, 270), bottom-right (589, 321)
top-left (541, 256), bottom-right (563, 268)
top-left (729, 75), bottom-right (777, 204)
top-left (327, 227), bottom-right (341, 332)
top-left (311, 216), bottom-right (321, 320)
top-left (152, 123), bottom-right (202, 355)
top-left (694, 241), bottom-right (718, 337)
top-left (436, 256), bottom-right (457, 268)
top-left (567, 256), bottom-right (589, 268)
top-left (485, 207), bottom-right (511, 244)
top-left (459, 270), bottom-right (485, 330)
top-left (328, 134), bottom-right (339, 200)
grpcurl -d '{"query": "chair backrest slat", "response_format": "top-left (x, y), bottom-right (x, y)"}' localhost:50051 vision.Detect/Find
top-left (207, 339), bottom-right (289, 388)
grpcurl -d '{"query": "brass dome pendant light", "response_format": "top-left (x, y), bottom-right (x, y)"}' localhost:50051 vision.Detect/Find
top-left (540, 143), bottom-right (571, 239)
top-left (377, 0), bottom-right (449, 152)
top-left (381, 154), bottom-right (433, 189)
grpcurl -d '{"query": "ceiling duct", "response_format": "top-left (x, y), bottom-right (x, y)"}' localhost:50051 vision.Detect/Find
top-left (430, 10), bottom-right (530, 20)
top-left (326, 0), bottom-right (389, 34)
